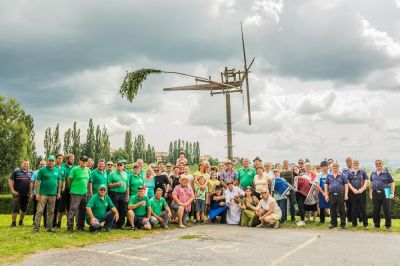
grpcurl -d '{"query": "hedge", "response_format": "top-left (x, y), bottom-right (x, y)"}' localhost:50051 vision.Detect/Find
top-left (0, 185), bottom-right (400, 218)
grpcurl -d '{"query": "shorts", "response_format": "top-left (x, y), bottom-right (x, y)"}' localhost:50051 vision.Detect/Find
top-left (134, 216), bottom-right (150, 228)
top-left (196, 199), bottom-right (206, 212)
top-left (172, 205), bottom-right (189, 224)
top-left (266, 213), bottom-right (282, 221)
top-left (12, 195), bottom-right (30, 213)
top-left (59, 189), bottom-right (71, 212)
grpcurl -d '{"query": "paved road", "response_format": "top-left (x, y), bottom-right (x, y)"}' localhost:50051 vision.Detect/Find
top-left (17, 225), bottom-right (400, 266)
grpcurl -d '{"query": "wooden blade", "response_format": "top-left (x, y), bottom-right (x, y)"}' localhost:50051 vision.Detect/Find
top-left (241, 23), bottom-right (252, 125)
top-left (163, 84), bottom-right (224, 91)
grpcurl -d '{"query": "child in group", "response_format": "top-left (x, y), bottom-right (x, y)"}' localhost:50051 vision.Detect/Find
top-left (194, 177), bottom-right (209, 224)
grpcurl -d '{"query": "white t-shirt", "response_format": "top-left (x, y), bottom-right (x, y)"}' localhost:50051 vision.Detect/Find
top-left (260, 196), bottom-right (282, 215)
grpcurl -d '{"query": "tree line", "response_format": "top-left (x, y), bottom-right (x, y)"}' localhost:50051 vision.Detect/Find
top-left (168, 139), bottom-right (200, 165)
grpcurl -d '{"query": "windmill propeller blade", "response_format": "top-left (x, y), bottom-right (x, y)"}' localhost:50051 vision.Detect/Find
top-left (241, 22), bottom-right (252, 125)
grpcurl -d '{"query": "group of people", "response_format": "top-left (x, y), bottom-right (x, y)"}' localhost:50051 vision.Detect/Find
top-left (8, 151), bottom-right (396, 233)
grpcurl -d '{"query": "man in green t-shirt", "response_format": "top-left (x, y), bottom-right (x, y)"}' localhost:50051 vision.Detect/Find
top-left (149, 188), bottom-right (172, 228)
top-left (128, 165), bottom-right (145, 197)
top-left (238, 158), bottom-right (257, 188)
top-left (57, 153), bottom-right (75, 228)
top-left (86, 184), bottom-right (119, 232)
top-left (67, 155), bottom-right (91, 232)
top-left (34, 155), bottom-right (61, 233)
top-left (89, 160), bottom-right (108, 196)
top-left (127, 186), bottom-right (151, 230)
top-left (108, 161), bottom-right (129, 229)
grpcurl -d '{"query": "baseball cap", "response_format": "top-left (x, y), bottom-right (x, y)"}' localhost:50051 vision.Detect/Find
top-left (98, 184), bottom-right (107, 190)
top-left (80, 155), bottom-right (88, 162)
top-left (47, 155), bottom-right (55, 161)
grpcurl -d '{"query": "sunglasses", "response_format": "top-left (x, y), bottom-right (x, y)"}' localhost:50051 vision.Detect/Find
top-left (261, 192), bottom-right (268, 194)
top-left (99, 189), bottom-right (107, 191)
top-left (107, 164), bottom-right (113, 166)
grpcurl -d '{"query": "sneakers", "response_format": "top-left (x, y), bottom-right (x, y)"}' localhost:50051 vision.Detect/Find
top-left (296, 221), bottom-right (305, 227)
top-left (329, 225), bottom-right (336, 229)
top-left (200, 220), bottom-right (205, 225)
top-left (47, 228), bottom-right (56, 233)
top-left (340, 225), bottom-right (346, 229)
top-left (385, 226), bottom-right (392, 231)
top-left (33, 229), bottom-right (39, 234)
top-left (18, 220), bottom-right (24, 226)
top-left (256, 223), bottom-right (265, 228)
top-left (11, 221), bottom-right (16, 227)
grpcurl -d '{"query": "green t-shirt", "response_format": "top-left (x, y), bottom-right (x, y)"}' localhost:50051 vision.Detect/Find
top-left (69, 166), bottom-right (91, 195)
top-left (194, 184), bottom-right (208, 200)
top-left (238, 167), bottom-right (256, 187)
top-left (128, 194), bottom-right (150, 217)
top-left (61, 163), bottom-right (75, 189)
top-left (128, 174), bottom-right (145, 196)
top-left (86, 193), bottom-right (115, 220)
top-left (107, 170), bottom-right (128, 193)
top-left (37, 166), bottom-right (60, 195)
top-left (150, 197), bottom-right (167, 216)
top-left (90, 169), bottom-right (108, 194)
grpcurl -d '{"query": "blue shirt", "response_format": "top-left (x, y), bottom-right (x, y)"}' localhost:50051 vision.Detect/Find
top-left (325, 173), bottom-right (348, 193)
top-left (347, 170), bottom-right (368, 190)
top-left (370, 169), bottom-right (394, 191)
top-left (9, 168), bottom-right (33, 196)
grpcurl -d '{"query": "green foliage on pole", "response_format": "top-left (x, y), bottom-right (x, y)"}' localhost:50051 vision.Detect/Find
top-left (120, 68), bottom-right (162, 102)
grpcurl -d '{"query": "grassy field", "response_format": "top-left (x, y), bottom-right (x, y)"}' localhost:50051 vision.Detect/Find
top-left (0, 215), bottom-right (161, 265)
top-left (1, 214), bottom-right (399, 265)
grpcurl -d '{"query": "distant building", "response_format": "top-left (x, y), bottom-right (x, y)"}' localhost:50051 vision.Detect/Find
top-left (200, 155), bottom-right (211, 161)
top-left (156, 152), bottom-right (169, 162)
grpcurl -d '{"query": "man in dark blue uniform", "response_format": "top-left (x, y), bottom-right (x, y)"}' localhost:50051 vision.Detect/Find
top-left (347, 160), bottom-right (369, 228)
top-left (369, 159), bottom-right (395, 230)
top-left (342, 157), bottom-right (353, 224)
top-left (325, 162), bottom-right (349, 229)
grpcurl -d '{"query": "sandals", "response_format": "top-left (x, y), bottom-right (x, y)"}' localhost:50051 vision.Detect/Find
top-left (178, 224), bottom-right (186, 229)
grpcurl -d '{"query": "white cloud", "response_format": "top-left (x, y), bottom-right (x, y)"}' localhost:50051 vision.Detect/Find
top-left (244, 15), bottom-right (263, 26)
top-left (361, 18), bottom-right (400, 58)
top-left (297, 90), bottom-right (336, 115)
top-left (396, 0), bottom-right (400, 8)
top-left (366, 67), bottom-right (400, 91)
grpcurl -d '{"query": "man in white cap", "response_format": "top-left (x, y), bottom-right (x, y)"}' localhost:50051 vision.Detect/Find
top-left (172, 175), bottom-right (194, 228)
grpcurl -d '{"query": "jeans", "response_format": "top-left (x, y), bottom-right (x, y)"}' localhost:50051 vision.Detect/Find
top-left (329, 192), bottom-right (346, 227)
top-left (296, 192), bottom-right (306, 221)
top-left (109, 192), bottom-right (127, 228)
top-left (372, 190), bottom-right (391, 228)
top-left (68, 194), bottom-right (87, 230)
top-left (34, 195), bottom-right (56, 230)
top-left (288, 191), bottom-right (296, 220)
top-left (150, 211), bottom-right (169, 227)
top-left (277, 199), bottom-right (287, 223)
top-left (86, 211), bottom-right (115, 231)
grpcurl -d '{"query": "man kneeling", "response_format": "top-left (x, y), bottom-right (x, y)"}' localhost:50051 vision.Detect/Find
top-left (127, 186), bottom-right (151, 230)
top-left (256, 188), bottom-right (282, 229)
top-left (86, 184), bottom-right (119, 232)
top-left (150, 188), bottom-right (172, 228)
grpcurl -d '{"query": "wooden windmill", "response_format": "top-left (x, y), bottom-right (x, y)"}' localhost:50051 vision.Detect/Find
top-left (120, 24), bottom-right (254, 160)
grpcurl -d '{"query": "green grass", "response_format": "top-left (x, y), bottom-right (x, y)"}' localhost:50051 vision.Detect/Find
top-left (179, 234), bottom-right (202, 239)
top-left (0, 215), bottom-right (163, 265)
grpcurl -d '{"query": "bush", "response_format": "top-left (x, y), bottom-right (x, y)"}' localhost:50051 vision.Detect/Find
top-left (0, 195), bottom-right (34, 215)
top-left (0, 175), bottom-right (10, 194)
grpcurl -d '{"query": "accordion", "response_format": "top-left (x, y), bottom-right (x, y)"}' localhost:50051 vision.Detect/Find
top-left (271, 177), bottom-right (291, 196)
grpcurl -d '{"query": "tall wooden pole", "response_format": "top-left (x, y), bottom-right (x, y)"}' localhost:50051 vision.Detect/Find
top-left (225, 93), bottom-right (233, 160)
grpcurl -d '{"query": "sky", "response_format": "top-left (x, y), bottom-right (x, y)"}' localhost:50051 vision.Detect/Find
top-left (1, 0), bottom-right (400, 163)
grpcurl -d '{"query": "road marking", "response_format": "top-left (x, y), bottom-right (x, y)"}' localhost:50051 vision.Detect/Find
top-left (197, 242), bottom-right (240, 253)
top-left (80, 248), bottom-right (149, 261)
top-left (108, 238), bottom-right (178, 254)
top-left (270, 235), bottom-right (319, 266)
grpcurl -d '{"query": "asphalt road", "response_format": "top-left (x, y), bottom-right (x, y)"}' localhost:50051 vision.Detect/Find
top-left (17, 225), bottom-right (400, 266)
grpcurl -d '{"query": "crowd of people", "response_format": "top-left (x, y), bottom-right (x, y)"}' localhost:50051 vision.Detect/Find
top-left (7, 151), bottom-right (396, 233)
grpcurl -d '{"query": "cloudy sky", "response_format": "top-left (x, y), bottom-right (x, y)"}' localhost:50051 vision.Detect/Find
top-left (1, 0), bottom-right (400, 163)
